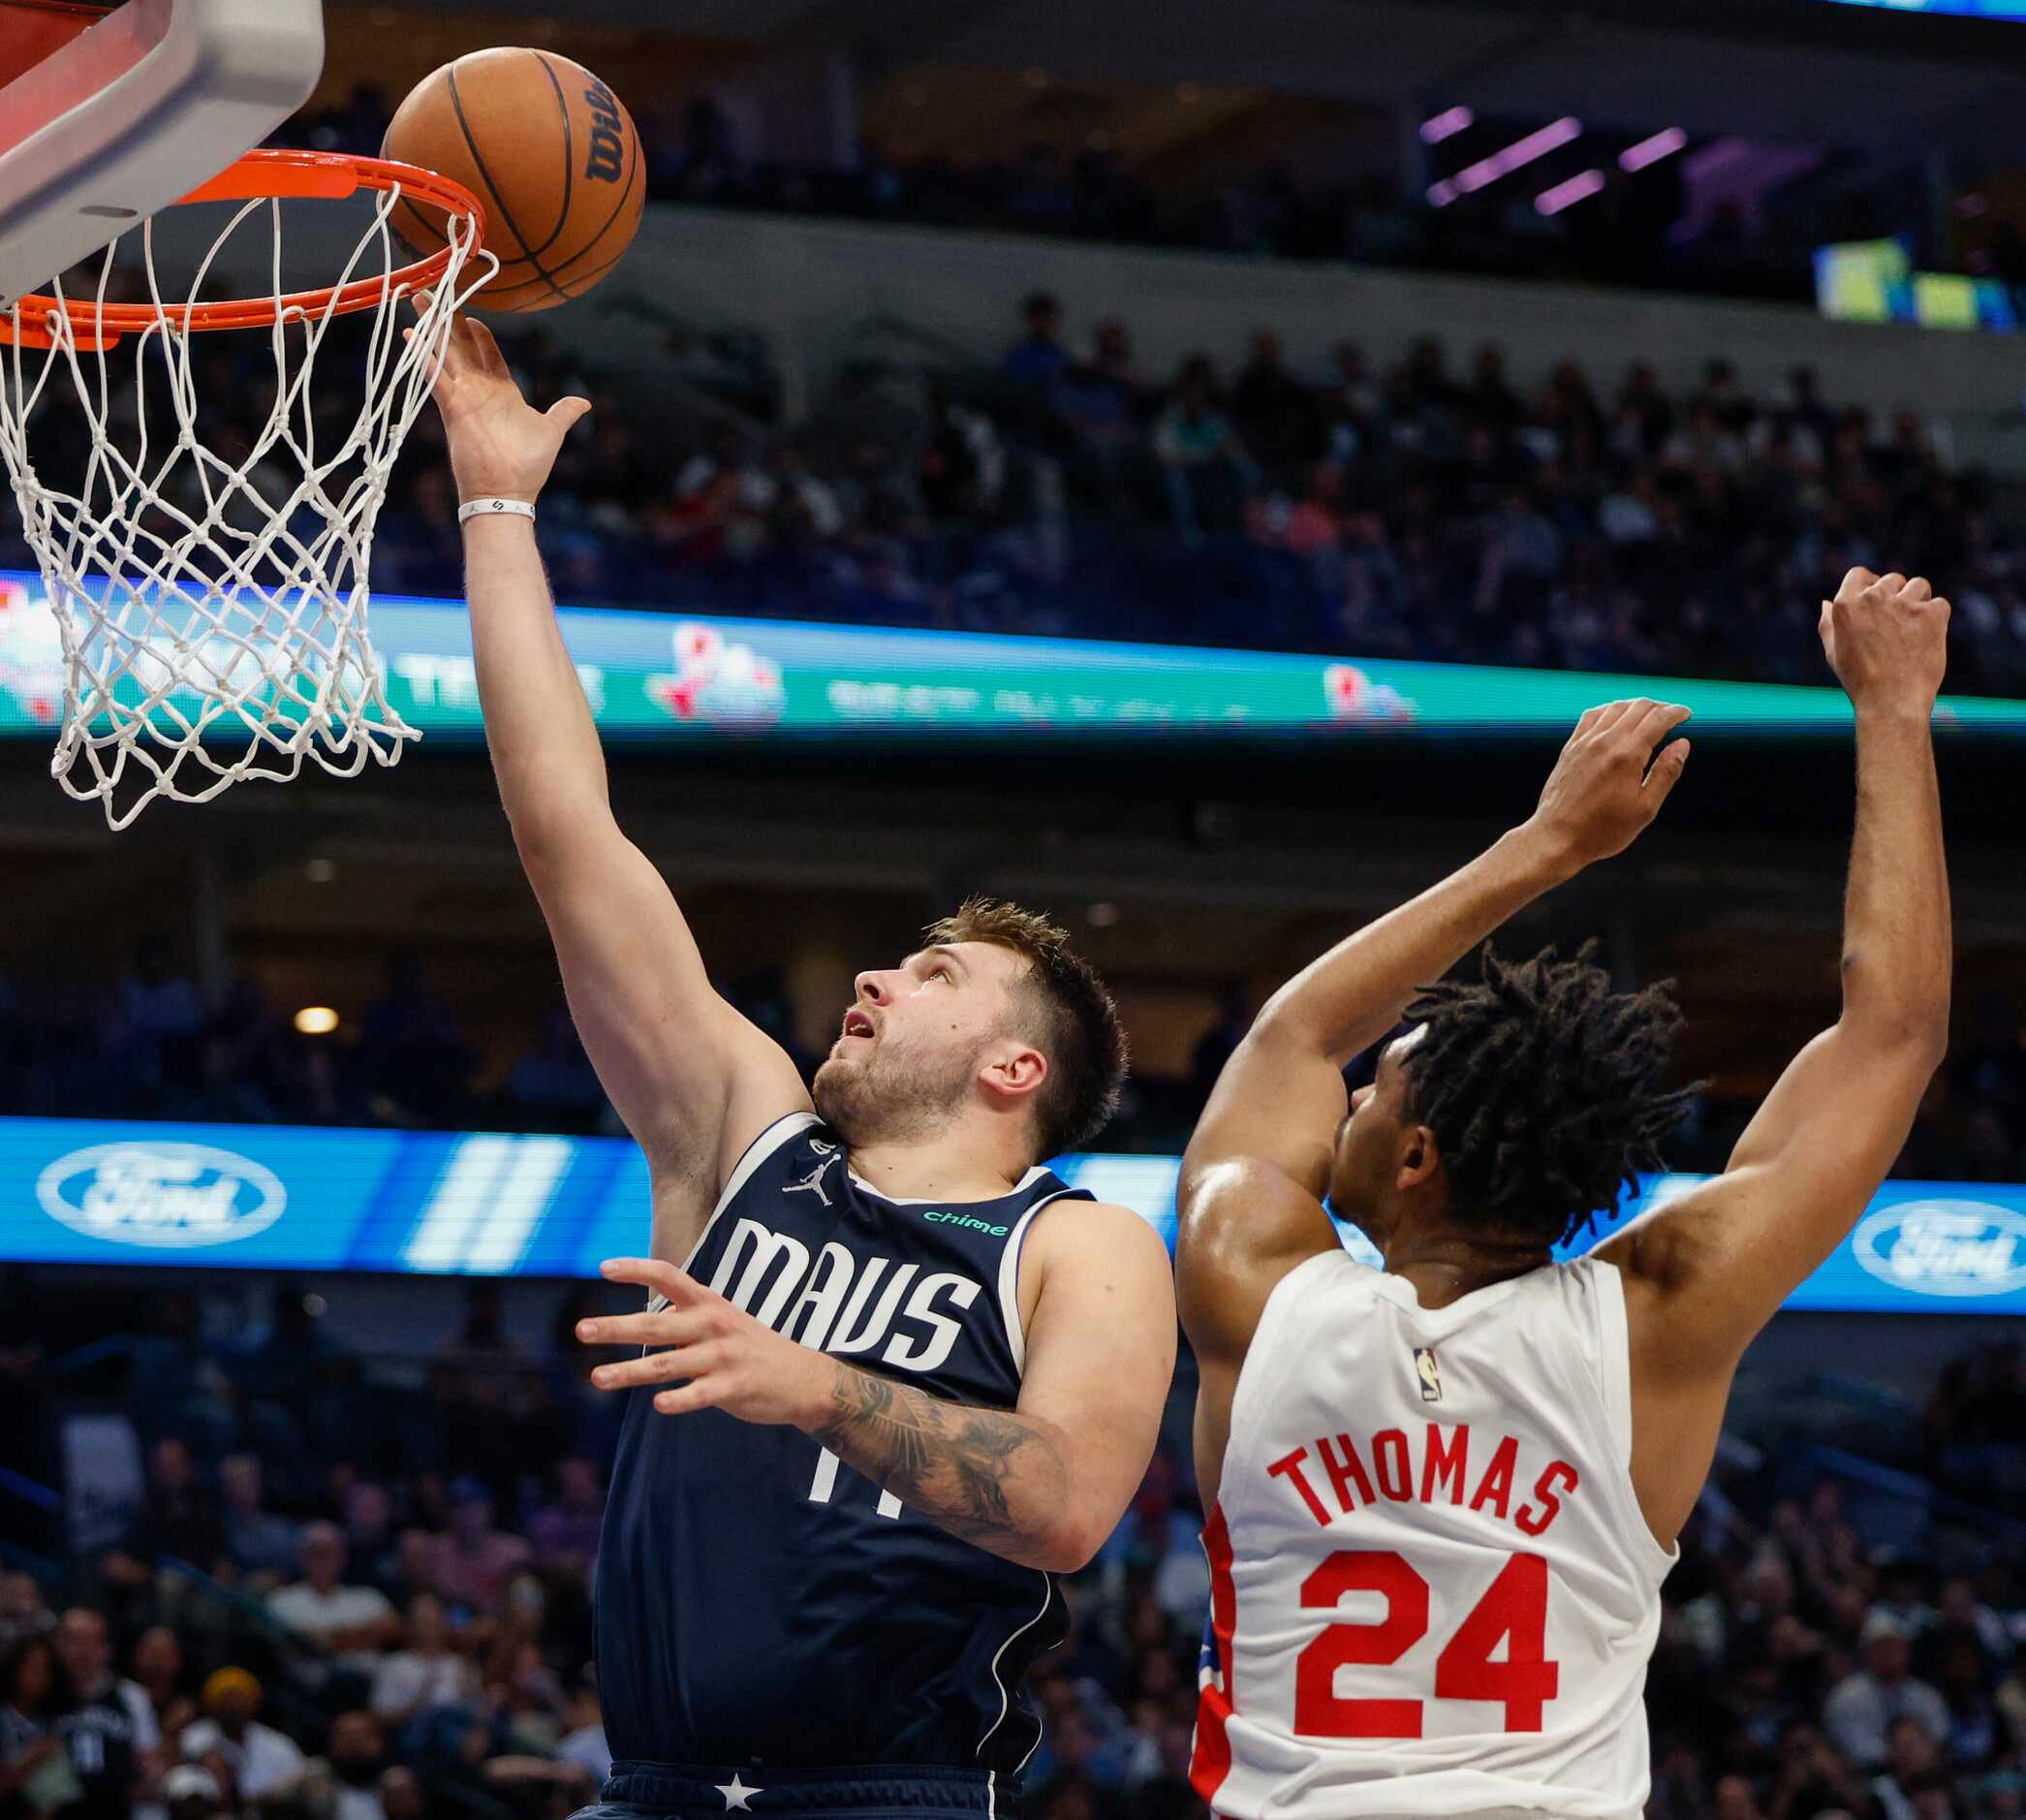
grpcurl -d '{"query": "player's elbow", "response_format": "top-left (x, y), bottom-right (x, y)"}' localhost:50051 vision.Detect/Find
top-left (508, 796), bottom-right (622, 881)
top-left (1035, 1510), bottom-right (1108, 1574)
top-left (1839, 952), bottom-right (1951, 1065)
top-left (1249, 992), bottom-right (1332, 1061)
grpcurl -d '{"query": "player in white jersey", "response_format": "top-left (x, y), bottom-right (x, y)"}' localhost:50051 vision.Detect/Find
top-left (1177, 568), bottom-right (1953, 1819)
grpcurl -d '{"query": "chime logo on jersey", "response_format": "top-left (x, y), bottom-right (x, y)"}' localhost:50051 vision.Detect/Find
top-left (706, 1215), bottom-right (985, 1374)
top-left (1415, 1345), bottom-right (1443, 1401)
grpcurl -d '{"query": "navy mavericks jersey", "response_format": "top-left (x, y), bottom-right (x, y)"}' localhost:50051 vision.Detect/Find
top-left (595, 1113), bottom-right (1089, 1774)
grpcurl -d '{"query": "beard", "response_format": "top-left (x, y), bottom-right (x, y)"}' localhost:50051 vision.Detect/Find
top-left (813, 1033), bottom-right (979, 1145)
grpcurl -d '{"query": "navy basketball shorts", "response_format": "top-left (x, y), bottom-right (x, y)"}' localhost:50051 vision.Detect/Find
top-left (574, 1760), bottom-right (1020, 1820)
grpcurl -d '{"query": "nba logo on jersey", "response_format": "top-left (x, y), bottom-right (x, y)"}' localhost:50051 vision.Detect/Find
top-left (1415, 1345), bottom-right (1443, 1401)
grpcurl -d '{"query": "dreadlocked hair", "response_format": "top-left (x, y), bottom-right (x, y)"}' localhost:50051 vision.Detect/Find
top-left (1398, 941), bottom-right (1700, 1247)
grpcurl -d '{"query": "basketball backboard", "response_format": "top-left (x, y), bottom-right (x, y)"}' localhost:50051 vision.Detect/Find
top-left (0, 0), bottom-right (324, 301)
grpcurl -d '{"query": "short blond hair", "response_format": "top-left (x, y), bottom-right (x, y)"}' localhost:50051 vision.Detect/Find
top-left (922, 897), bottom-right (1128, 1157)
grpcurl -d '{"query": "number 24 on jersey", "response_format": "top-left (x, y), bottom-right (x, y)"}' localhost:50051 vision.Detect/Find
top-left (1297, 1550), bottom-right (1558, 1738)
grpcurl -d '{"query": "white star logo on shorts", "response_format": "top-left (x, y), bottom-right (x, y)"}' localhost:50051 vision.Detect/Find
top-left (715, 1773), bottom-right (763, 1811)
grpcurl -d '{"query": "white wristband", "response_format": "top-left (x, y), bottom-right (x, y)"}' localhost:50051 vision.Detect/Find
top-left (457, 497), bottom-right (537, 525)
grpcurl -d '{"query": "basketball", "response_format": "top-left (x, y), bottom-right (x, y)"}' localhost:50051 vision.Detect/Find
top-left (380, 48), bottom-right (643, 313)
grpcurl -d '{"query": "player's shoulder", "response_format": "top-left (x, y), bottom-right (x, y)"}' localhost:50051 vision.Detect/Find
top-left (1176, 1153), bottom-right (1329, 1264)
top-left (1023, 1195), bottom-right (1171, 1279)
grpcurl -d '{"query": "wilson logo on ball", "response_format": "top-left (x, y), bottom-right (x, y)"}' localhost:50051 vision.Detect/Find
top-left (584, 81), bottom-right (625, 182)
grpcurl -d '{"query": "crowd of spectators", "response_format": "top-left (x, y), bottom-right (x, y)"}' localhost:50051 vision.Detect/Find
top-left (0, 941), bottom-right (621, 1139)
top-left (276, 86), bottom-right (1789, 302)
top-left (9, 147), bottom-right (2026, 700)
top-left (6, 1265), bottom-right (2026, 1820)
top-left (3, 930), bottom-right (2024, 1180)
top-left (358, 301), bottom-right (2026, 700)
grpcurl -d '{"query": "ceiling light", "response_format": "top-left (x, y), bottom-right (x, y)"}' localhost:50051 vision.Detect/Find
top-left (1450, 117), bottom-right (1582, 196)
top-left (294, 1006), bottom-right (339, 1036)
top-left (1619, 127), bottom-right (1688, 173)
top-left (1537, 169), bottom-right (1606, 215)
top-left (1419, 107), bottom-right (1473, 144)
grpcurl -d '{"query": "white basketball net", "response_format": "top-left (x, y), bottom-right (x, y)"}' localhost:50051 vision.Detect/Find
top-left (0, 178), bottom-right (495, 828)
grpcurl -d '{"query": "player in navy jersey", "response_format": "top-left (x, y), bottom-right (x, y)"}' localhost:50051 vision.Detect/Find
top-left (425, 316), bottom-right (1177, 1820)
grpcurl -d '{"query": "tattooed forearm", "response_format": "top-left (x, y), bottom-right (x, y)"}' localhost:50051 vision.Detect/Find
top-left (808, 1362), bottom-right (1072, 1567)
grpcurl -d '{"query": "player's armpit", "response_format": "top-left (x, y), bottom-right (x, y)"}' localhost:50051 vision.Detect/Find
top-left (1607, 1018), bottom-right (1945, 1367)
top-left (1603, 1018), bottom-right (1944, 1541)
top-left (521, 816), bottom-right (810, 1206)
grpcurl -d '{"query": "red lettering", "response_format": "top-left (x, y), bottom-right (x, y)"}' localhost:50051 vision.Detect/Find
top-left (1268, 1447), bottom-right (1333, 1527)
top-left (1421, 1423), bottom-right (1469, 1504)
top-left (1514, 1461), bottom-right (1579, 1536)
top-left (1468, 1434), bottom-right (1518, 1519)
top-left (1372, 1428), bottom-right (1412, 1501)
top-left (1317, 1432), bottom-right (1375, 1514)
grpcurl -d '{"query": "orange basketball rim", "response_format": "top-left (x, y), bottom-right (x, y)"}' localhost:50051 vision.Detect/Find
top-left (0, 147), bottom-right (486, 349)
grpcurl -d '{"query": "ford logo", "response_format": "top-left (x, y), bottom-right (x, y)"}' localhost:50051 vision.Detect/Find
top-left (36, 1142), bottom-right (287, 1249)
top-left (1853, 1201), bottom-right (2026, 1299)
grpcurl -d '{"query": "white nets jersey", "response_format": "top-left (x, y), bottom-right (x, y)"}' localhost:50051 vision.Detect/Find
top-left (1192, 1250), bottom-right (1676, 1820)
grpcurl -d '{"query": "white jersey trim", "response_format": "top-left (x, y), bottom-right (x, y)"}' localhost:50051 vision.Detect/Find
top-left (847, 1163), bottom-right (1047, 1206)
top-left (996, 1187), bottom-right (1081, 1378)
top-left (977, 1570), bottom-right (1055, 1768)
top-left (1580, 1256), bottom-right (1678, 1577)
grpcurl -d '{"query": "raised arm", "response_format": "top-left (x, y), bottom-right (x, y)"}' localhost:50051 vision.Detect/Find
top-left (1175, 701), bottom-right (1690, 1504)
top-left (1181, 700), bottom-right (1693, 1210)
top-left (1606, 568), bottom-right (1952, 1540)
top-left (429, 317), bottom-right (807, 1251)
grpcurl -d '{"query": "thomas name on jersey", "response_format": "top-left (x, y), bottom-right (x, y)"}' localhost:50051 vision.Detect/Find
top-left (1264, 1423), bottom-right (1581, 1539)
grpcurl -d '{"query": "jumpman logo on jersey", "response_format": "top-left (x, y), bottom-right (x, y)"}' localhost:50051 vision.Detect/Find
top-left (714, 1773), bottom-right (763, 1810)
top-left (784, 1153), bottom-right (840, 1207)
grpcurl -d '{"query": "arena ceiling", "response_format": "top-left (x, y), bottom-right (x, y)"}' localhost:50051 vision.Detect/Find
top-left (389, 0), bottom-right (2026, 156)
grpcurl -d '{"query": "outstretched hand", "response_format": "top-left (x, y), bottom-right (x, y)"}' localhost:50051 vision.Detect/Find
top-left (1527, 698), bottom-right (1692, 871)
top-left (420, 312), bottom-right (591, 506)
top-left (577, 1257), bottom-right (832, 1426)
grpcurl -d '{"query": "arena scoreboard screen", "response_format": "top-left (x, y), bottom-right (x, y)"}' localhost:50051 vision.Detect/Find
top-left (3, 574), bottom-right (2023, 744)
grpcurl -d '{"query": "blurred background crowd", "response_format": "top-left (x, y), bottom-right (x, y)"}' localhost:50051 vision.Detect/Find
top-left (2, 934), bottom-right (2024, 1183)
top-left (5, 1273), bottom-right (2026, 1820)
top-left (267, 82), bottom-right (1974, 306)
top-left (9, 291), bottom-right (2024, 699)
